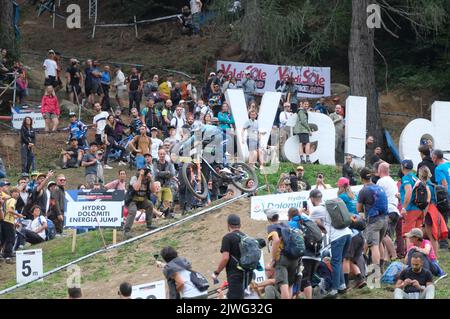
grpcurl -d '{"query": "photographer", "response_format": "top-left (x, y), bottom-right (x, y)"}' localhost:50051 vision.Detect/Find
top-left (314, 173), bottom-right (331, 190)
top-left (342, 155), bottom-right (357, 186)
top-left (123, 168), bottom-right (156, 239)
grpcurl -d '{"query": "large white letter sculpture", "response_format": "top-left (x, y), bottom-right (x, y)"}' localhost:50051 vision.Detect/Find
top-left (345, 96), bottom-right (367, 168)
top-left (399, 101), bottom-right (450, 168)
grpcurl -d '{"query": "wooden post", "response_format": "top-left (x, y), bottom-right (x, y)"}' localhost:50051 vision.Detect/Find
top-left (263, 174), bottom-right (271, 194)
top-left (71, 228), bottom-right (77, 253)
top-left (97, 227), bottom-right (108, 248)
top-left (134, 16), bottom-right (138, 38)
top-left (112, 229), bottom-right (117, 245)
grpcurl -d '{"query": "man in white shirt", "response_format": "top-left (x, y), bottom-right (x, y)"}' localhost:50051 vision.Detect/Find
top-left (113, 65), bottom-right (127, 109)
top-left (150, 127), bottom-right (164, 159)
top-left (23, 205), bottom-right (47, 244)
top-left (190, 0), bottom-right (202, 35)
top-left (170, 105), bottom-right (186, 140)
top-left (308, 189), bottom-right (352, 297)
top-left (43, 49), bottom-right (58, 87)
top-left (92, 103), bottom-right (109, 146)
top-left (279, 102), bottom-right (293, 144)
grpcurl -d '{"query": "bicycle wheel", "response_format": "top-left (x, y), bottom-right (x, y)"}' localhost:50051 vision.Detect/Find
top-left (230, 162), bottom-right (258, 193)
top-left (181, 162), bottom-right (209, 200)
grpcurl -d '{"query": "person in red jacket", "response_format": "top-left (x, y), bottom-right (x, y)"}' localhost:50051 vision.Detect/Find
top-left (41, 85), bottom-right (60, 132)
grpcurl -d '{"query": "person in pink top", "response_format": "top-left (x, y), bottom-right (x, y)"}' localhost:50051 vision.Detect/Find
top-left (406, 228), bottom-right (446, 278)
top-left (41, 85), bottom-right (60, 132)
top-left (104, 170), bottom-right (127, 191)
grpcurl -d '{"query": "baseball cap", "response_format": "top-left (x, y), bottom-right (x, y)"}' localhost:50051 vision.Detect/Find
top-left (37, 173), bottom-right (47, 179)
top-left (227, 214), bottom-right (241, 226)
top-left (48, 49), bottom-right (55, 54)
top-left (143, 153), bottom-right (152, 157)
top-left (69, 137), bottom-right (77, 141)
top-left (179, 100), bottom-right (186, 104)
top-left (150, 127), bottom-right (158, 131)
top-left (337, 177), bottom-right (350, 188)
top-left (209, 72), bottom-right (216, 76)
top-left (264, 209), bottom-right (279, 220)
top-left (244, 70), bottom-right (250, 75)
top-left (0, 181), bottom-right (11, 187)
top-left (47, 181), bottom-right (57, 189)
top-left (296, 166), bottom-right (304, 171)
top-left (359, 167), bottom-right (372, 180)
top-left (31, 170), bottom-right (40, 176)
top-left (401, 159), bottom-right (414, 170)
top-left (69, 112), bottom-right (76, 116)
top-left (405, 228), bottom-right (423, 239)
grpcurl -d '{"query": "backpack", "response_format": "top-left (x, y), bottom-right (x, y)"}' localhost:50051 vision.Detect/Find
top-left (189, 270), bottom-right (210, 292)
top-left (298, 218), bottom-right (323, 253)
top-left (364, 185), bottom-right (389, 219)
top-left (325, 198), bottom-right (352, 229)
top-left (234, 233), bottom-right (261, 271)
top-left (280, 223), bottom-right (305, 259)
top-left (413, 181), bottom-right (429, 210)
top-left (0, 157), bottom-right (6, 178)
top-left (39, 216), bottom-right (56, 240)
top-left (381, 261), bottom-right (405, 284)
top-left (435, 184), bottom-right (449, 214)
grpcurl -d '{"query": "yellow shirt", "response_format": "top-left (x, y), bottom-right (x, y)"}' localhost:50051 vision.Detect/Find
top-left (4, 198), bottom-right (17, 224)
top-left (159, 82), bottom-right (171, 97)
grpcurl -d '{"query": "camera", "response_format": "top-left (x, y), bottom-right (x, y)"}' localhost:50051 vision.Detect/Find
top-left (317, 174), bottom-right (323, 179)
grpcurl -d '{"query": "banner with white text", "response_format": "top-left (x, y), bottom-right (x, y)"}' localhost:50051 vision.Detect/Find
top-left (65, 201), bottom-right (123, 227)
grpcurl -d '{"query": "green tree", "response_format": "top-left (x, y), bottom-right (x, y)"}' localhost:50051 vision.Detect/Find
top-left (0, 0), bottom-right (18, 58)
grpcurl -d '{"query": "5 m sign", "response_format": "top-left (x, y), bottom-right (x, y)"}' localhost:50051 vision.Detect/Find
top-left (16, 249), bottom-right (43, 284)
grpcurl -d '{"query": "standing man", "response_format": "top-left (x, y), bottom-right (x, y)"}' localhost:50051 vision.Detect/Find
top-left (65, 58), bottom-right (83, 105)
top-left (1, 187), bottom-right (22, 263)
top-left (213, 214), bottom-right (253, 299)
top-left (150, 127), bottom-right (163, 160)
top-left (92, 103), bottom-right (109, 146)
top-left (265, 209), bottom-right (301, 299)
top-left (124, 169), bottom-right (155, 239)
top-left (329, 105), bottom-right (345, 164)
top-left (48, 174), bottom-right (66, 235)
top-left (190, 0), bottom-right (202, 35)
top-left (241, 70), bottom-right (256, 105)
top-left (417, 145), bottom-right (436, 184)
top-left (357, 168), bottom-right (389, 276)
top-left (370, 147), bottom-right (383, 167)
top-left (82, 142), bottom-right (99, 188)
top-left (293, 102), bottom-right (312, 164)
top-left (127, 67), bottom-right (143, 113)
top-left (129, 125), bottom-right (152, 170)
top-left (432, 149), bottom-right (450, 249)
top-left (43, 49), bottom-right (58, 87)
top-left (153, 149), bottom-right (176, 211)
top-left (113, 65), bottom-right (127, 109)
top-left (170, 105), bottom-right (186, 141)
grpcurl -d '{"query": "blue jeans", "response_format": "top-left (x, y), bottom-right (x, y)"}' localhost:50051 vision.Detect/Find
top-left (331, 234), bottom-right (351, 290)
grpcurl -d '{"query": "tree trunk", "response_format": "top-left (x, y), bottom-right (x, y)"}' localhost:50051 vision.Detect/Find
top-left (240, 0), bottom-right (263, 61)
top-left (0, 0), bottom-right (18, 58)
top-left (349, 0), bottom-right (383, 161)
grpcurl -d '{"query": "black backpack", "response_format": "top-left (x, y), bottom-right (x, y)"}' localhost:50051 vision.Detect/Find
top-left (233, 233), bottom-right (262, 271)
top-left (413, 181), bottom-right (429, 210)
top-left (279, 223), bottom-right (305, 259)
top-left (435, 184), bottom-right (449, 214)
top-left (298, 219), bottom-right (323, 254)
top-left (189, 270), bottom-right (210, 292)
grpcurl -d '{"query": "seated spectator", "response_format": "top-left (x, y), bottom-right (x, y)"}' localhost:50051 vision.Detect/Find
top-left (104, 170), bottom-right (127, 191)
top-left (405, 228), bottom-right (446, 278)
top-left (18, 205), bottom-right (47, 245)
top-left (118, 282), bottom-right (132, 299)
top-left (295, 166), bottom-right (311, 191)
top-left (342, 155), bottom-right (357, 186)
top-left (394, 252), bottom-right (435, 299)
top-left (314, 173), bottom-right (331, 190)
top-left (61, 138), bottom-right (84, 169)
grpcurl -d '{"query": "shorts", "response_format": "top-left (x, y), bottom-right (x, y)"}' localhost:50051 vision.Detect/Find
top-left (364, 216), bottom-right (388, 247)
top-left (116, 86), bottom-right (128, 99)
top-left (90, 82), bottom-right (102, 95)
top-left (402, 210), bottom-right (424, 236)
top-left (275, 254), bottom-right (299, 287)
top-left (247, 138), bottom-right (259, 151)
top-left (297, 133), bottom-right (310, 144)
top-left (158, 187), bottom-right (173, 203)
top-left (95, 134), bottom-right (104, 146)
top-left (67, 157), bottom-right (78, 167)
top-left (43, 112), bottom-right (58, 120)
top-left (345, 232), bottom-right (365, 262)
top-left (44, 76), bottom-right (57, 87)
top-left (68, 84), bottom-right (81, 95)
top-left (301, 259), bottom-right (319, 290)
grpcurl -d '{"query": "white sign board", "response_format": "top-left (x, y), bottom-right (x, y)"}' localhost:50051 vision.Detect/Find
top-left (65, 202), bottom-right (123, 227)
top-left (253, 254), bottom-right (266, 284)
top-left (16, 249), bottom-right (43, 284)
top-left (217, 60), bottom-right (331, 98)
top-left (131, 280), bottom-right (166, 299)
top-left (251, 185), bottom-right (364, 221)
top-left (11, 107), bottom-right (45, 130)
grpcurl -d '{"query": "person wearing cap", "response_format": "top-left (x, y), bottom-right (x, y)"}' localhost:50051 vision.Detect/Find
top-left (65, 58), bottom-right (83, 104)
top-left (159, 74), bottom-right (173, 100)
top-left (213, 214), bottom-right (253, 299)
top-left (82, 142), bottom-right (100, 188)
top-left (399, 159), bottom-right (423, 246)
top-left (357, 167), bottom-right (389, 273)
top-left (293, 101), bottom-right (312, 164)
top-left (264, 208), bottom-right (300, 299)
top-left (148, 127), bottom-right (163, 159)
top-left (142, 154), bottom-right (154, 173)
top-left (47, 174), bottom-right (66, 235)
top-left (27, 170), bottom-right (54, 218)
top-left (241, 69), bottom-right (256, 105)
top-left (1, 187), bottom-right (22, 263)
top-left (140, 98), bottom-right (158, 129)
top-left (394, 251), bottom-right (435, 299)
top-left (61, 138), bottom-right (84, 169)
top-left (67, 112), bottom-right (87, 149)
top-left (170, 105), bottom-right (186, 140)
top-left (432, 149), bottom-right (450, 248)
top-left (337, 177), bottom-right (357, 215)
top-left (113, 64), bottom-right (127, 108)
top-left (295, 166), bottom-right (311, 191)
top-left (0, 180), bottom-right (11, 201)
top-left (417, 144), bottom-right (436, 184)
top-left (308, 189), bottom-right (352, 297)
top-left (43, 50), bottom-right (57, 87)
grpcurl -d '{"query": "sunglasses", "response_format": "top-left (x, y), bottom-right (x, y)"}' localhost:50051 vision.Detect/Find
top-left (58, 179), bottom-right (66, 182)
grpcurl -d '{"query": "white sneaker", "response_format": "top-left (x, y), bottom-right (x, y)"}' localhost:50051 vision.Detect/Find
top-left (118, 161), bottom-right (127, 166)
top-left (104, 165), bottom-right (113, 169)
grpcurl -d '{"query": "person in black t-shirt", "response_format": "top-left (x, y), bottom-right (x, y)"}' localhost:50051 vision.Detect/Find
top-left (65, 59), bottom-right (83, 104)
top-left (213, 214), bottom-right (252, 299)
top-left (61, 138), bottom-right (83, 169)
top-left (394, 252), bottom-right (435, 299)
top-left (126, 67), bottom-right (143, 113)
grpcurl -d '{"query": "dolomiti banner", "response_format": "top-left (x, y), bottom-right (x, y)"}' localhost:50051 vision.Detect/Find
top-left (217, 60), bottom-right (331, 98)
top-left (64, 189), bottom-right (124, 228)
